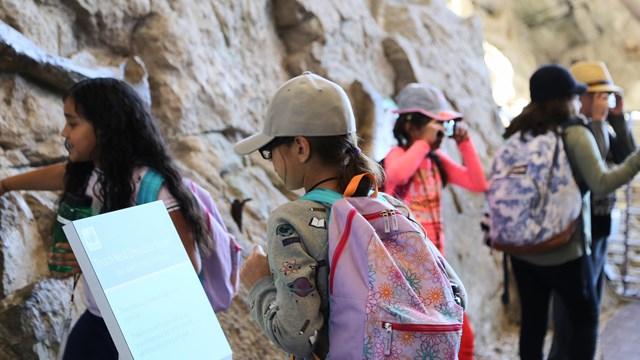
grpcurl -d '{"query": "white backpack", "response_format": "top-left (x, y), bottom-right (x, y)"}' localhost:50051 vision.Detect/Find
top-left (486, 128), bottom-right (582, 253)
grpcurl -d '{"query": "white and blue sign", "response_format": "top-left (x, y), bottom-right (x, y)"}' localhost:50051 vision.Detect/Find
top-left (64, 201), bottom-right (232, 360)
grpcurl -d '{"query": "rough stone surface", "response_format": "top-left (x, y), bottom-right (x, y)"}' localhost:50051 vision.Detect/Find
top-left (474, 0), bottom-right (640, 110)
top-left (0, 193), bottom-right (49, 298)
top-left (0, 0), bottom-right (637, 359)
top-left (0, 21), bottom-right (113, 91)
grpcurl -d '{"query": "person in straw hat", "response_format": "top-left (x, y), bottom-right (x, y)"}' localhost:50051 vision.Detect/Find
top-left (549, 61), bottom-right (637, 360)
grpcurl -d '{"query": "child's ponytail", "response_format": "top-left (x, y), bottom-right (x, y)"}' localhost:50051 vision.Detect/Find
top-left (340, 146), bottom-right (383, 196)
top-left (308, 133), bottom-right (383, 196)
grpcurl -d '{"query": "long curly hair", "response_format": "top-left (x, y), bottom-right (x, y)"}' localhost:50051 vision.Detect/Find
top-left (61, 78), bottom-right (211, 250)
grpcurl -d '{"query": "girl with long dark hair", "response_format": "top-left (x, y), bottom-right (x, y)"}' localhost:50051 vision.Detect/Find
top-left (382, 83), bottom-right (487, 360)
top-left (0, 78), bottom-right (211, 359)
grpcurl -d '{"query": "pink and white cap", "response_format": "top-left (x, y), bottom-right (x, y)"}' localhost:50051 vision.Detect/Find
top-left (395, 83), bottom-right (463, 121)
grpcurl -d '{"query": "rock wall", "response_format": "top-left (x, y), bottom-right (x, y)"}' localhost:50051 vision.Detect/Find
top-left (4, 0), bottom-right (635, 359)
top-left (472, 0), bottom-right (640, 110)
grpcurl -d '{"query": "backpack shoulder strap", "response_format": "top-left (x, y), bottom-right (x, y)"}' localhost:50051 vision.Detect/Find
top-left (301, 174), bottom-right (385, 206)
top-left (561, 116), bottom-right (590, 133)
top-left (137, 168), bottom-right (165, 204)
top-left (300, 188), bottom-right (342, 205)
top-left (560, 117), bottom-right (590, 195)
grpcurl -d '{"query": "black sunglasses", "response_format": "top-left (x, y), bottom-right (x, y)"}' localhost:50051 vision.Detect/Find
top-left (258, 137), bottom-right (295, 160)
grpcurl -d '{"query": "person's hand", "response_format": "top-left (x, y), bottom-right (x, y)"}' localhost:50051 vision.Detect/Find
top-left (590, 92), bottom-right (610, 121)
top-left (0, 179), bottom-right (7, 196)
top-left (416, 121), bottom-right (445, 149)
top-left (240, 245), bottom-right (271, 289)
top-left (49, 243), bottom-right (81, 276)
top-left (610, 93), bottom-right (625, 116)
top-left (452, 121), bottom-right (469, 143)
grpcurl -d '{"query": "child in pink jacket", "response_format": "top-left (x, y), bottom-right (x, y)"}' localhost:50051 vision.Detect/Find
top-left (382, 83), bottom-right (488, 360)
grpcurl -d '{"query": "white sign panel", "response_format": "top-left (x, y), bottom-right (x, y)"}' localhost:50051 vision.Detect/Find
top-left (64, 201), bottom-right (232, 360)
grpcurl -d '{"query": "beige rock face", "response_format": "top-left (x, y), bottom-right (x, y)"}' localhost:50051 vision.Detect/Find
top-left (1, 0), bottom-right (636, 359)
top-left (474, 0), bottom-right (640, 110)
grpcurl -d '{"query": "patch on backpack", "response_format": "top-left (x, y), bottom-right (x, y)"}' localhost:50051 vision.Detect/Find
top-left (508, 165), bottom-right (527, 175)
top-left (282, 237), bottom-right (301, 246)
top-left (281, 260), bottom-right (302, 275)
top-left (308, 329), bottom-right (318, 347)
top-left (276, 224), bottom-right (295, 237)
top-left (309, 217), bottom-right (326, 229)
top-left (287, 277), bottom-right (315, 297)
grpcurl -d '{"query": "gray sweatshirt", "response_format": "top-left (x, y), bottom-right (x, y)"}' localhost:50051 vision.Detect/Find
top-left (248, 199), bottom-right (331, 359)
top-left (247, 194), bottom-right (466, 359)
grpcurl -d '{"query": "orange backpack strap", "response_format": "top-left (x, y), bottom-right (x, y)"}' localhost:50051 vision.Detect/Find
top-left (343, 173), bottom-right (378, 198)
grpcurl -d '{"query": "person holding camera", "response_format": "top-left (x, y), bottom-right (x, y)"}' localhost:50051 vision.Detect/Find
top-left (549, 61), bottom-right (637, 360)
top-left (571, 61), bottom-right (636, 303)
top-left (381, 83), bottom-right (488, 360)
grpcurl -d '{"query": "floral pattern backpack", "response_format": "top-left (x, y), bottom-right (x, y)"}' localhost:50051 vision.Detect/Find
top-left (301, 174), bottom-right (464, 359)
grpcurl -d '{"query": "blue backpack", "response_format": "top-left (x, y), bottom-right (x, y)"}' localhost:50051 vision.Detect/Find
top-left (486, 125), bottom-right (583, 254)
top-left (137, 169), bottom-right (241, 312)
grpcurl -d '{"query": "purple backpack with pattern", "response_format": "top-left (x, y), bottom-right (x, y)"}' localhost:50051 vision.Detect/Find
top-left (138, 169), bottom-right (241, 312)
top-left (302, 174), bottom-right (464, 359)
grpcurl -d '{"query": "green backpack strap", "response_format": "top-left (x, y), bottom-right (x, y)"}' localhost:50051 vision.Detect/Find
top-left (300, 188), bottom-right (343, 205)
top-left (301, 187), bottom-right (388, 205)
top-left (136, 168), bottom-right (165, 204)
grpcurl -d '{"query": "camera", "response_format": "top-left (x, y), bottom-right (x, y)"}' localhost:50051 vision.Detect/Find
top-left (608, 93), bottom-right (617, 109)
top-left (443, 120), bottom-right (457, 137)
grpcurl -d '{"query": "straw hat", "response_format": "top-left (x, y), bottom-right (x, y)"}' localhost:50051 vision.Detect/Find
top-left (569, 61), bottom-right (622, 94)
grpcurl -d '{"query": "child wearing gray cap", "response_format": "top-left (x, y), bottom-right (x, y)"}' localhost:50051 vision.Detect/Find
top-left (234, 72), bottom-right (385, 359)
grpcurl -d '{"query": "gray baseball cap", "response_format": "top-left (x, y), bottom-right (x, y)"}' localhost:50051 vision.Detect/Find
top-left (395, 83), bottom-right (463, 121)
top-left (234, 72), bottom-right (356, 155)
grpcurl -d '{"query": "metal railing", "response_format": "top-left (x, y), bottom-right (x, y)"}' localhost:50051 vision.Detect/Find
top-left (605, 113), bottom-right (640, 298)
top-left (606, 179), bottom-right (640, 298)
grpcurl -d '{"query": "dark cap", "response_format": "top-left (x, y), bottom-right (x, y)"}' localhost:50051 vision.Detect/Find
top-left (529, 64), bottom-right (587, 102)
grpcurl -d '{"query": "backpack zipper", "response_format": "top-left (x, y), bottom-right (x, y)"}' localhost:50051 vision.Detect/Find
top-left (382, 211), bottom-right (390, 233)
top-left (363, 210), bottom-right (401, 233)
top-left (382, 322), bottom-right (463, 355)
top-left (330, 209), bottom-right (401, 293)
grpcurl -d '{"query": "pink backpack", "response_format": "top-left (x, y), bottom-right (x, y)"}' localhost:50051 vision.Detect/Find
top-left (301, 174), bottom-right (464, 359)
top-left (138, 169), bottom-right (241, 312)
